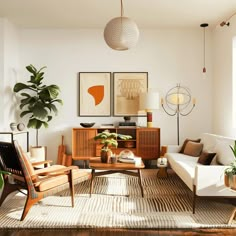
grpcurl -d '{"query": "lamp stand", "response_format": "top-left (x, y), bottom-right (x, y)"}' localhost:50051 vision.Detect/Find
top-left (161, 84), bottom-right (195, 145)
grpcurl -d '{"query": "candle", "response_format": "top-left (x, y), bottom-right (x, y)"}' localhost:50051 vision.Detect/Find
top-left (161, 98), bottom-right (164, 105)
top-left (193, 98), bottom-right (196, 105)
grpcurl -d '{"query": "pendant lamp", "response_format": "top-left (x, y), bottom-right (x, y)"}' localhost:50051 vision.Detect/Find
top-left (200, 23), bottom-right (208, 79)
top-left (104, 0), bottom-right (139, 50)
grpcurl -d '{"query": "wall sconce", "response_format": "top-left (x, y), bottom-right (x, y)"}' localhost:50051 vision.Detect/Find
top-left (104, 0), bottom-right (139, 50)
top-left (200, 23), bottom-right (208, 80)
top-left (161, 84), bottom-right (196, 145)
top-left (139, 92), bottom-right (160, 128)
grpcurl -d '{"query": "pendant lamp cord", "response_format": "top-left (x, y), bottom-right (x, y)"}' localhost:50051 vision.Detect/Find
top-left (203, 27), bottom-right (205, 69)
top-left (121, 0), bottom-right (124, 17)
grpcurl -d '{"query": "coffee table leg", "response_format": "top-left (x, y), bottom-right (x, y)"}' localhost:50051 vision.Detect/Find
top-left (90, 169), bottom-right (95, 197)
top-left (138, 169), bottom-right (144, 197)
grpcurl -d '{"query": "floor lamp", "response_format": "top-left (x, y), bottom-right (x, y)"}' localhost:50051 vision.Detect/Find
top-left (139, 91), bottom-right (160, 127)
top-left (161, 84), bottom-right (196, 145)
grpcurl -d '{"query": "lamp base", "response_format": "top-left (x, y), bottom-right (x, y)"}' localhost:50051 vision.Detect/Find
top-left (146, 110), bottom-right (153, 128)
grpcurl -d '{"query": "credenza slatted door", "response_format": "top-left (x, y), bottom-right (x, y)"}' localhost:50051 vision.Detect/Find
top-left (136, 128), bottom-right (160, 160)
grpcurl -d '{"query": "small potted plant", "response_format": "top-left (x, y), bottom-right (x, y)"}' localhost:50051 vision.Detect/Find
top-left (224, 140), bottom-right (236, 188)
top-left (94, 130), bottom-right (132, 163)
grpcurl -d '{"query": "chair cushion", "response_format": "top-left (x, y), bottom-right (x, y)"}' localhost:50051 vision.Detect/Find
top-left (36, 169), bottom-right (91, 191)
top-left (19, 147), bottom-right (35, 177)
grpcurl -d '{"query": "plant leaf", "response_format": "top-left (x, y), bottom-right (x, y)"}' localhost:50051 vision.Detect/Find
top-left (13, 83), bottom-right (29, 92)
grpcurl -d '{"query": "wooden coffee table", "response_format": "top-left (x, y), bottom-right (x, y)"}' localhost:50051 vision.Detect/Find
top-left (89, 157), bottom-right (145, 197)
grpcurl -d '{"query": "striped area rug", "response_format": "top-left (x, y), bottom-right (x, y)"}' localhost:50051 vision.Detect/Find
top-left (0, 169), bottom-right (235, 229)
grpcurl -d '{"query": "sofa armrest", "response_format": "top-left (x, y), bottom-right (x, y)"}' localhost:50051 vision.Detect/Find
top-left (162, 145), bottom-right (181, 156)
top-left (195, 165), bottom-right (236, 197)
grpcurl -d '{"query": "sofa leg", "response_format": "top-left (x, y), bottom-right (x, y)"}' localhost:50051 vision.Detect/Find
top-left (192, 185), bottom-right (196, 214)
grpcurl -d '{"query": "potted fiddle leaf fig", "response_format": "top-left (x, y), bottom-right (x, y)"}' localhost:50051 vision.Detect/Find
top-left (224, 140), bottom-right (236, 188)
top-left (13, 64), bottom-right (63, 151)
top-left (94, 130), bottom-right (132, 163)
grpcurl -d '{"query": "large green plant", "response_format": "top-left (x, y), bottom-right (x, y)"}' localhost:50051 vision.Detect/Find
top-left (13, 65), bottom-right (62, 146)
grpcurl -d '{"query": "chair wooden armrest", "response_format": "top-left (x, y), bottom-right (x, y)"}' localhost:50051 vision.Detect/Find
top-left (32, 160), bottom-right (53, 168)
top-left (37, 166), bottom-right (78, 176)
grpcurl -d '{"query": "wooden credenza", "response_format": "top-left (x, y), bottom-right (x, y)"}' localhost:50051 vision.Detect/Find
top-left (72, 127), bottom-right (160, 161)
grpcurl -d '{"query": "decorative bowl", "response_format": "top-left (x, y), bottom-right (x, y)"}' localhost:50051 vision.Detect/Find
top-left (80, 122), bottom-right (95, 128)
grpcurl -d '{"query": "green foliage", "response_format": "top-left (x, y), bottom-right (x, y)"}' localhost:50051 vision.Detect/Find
top-left (13, 65), bottom-right (63, 146)
top-left (225, 140), bottom-right (236, 176)
top-left (94, 130), bottom-right (132, 152)
top-left (230, 140), bottom-right (236, 159)
top-left (0, 170), bottom-right (11, 190)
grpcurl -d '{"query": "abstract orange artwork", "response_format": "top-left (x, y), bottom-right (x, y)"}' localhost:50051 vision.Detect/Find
top-left (88, 85), bottom-right (104, 106)
top-left (79, 72), bottom-right (111, 116)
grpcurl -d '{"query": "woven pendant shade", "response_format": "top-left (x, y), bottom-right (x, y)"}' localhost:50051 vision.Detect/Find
top-left (104, 16), bottom-right (139, 50)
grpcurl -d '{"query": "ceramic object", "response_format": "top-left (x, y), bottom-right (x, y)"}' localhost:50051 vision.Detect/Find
top-left (10, 122), bottom-right (17, 131)
top-left (17, 123), bottom-right (25, 131)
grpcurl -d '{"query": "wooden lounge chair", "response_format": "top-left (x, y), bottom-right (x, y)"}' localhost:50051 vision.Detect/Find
top-left (0, 140), bottom-right (91, 221)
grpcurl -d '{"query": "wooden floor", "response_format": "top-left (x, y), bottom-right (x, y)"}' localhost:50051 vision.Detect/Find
top-left (1, 228), bottom-right (236, 236)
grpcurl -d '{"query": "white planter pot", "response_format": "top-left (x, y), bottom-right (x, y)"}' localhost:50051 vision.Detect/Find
top-left (30, 146), bottom-right (46, 164)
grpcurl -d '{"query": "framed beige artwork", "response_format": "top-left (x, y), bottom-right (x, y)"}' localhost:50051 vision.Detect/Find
top-left (79, 72), bottom-right (111, 116)
top-left (113, 72), bottom-right (148, 116)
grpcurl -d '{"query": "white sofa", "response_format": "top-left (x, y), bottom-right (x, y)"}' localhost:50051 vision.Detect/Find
top-left (163, 133), bottom-right (236, 213)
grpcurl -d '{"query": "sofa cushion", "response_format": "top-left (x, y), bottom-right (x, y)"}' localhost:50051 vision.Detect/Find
top-left (166, 153), bottom-right (198, 190)
top-left (214, 139), bottom-right (235, 165)
top-left (197, 151), bottom-right (216, 165)
top-left (179, 138), bottom-right (201, 153)
top-left (183, 141), bottom-right (203, 157)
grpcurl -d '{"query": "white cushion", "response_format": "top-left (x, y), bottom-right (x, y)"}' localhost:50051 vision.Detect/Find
top-left (214, 138), bottom-right (235, 165)
top-left (200, 133), bottom-right (217, 152)
top-left (165, 153), bottom-right (198, 191)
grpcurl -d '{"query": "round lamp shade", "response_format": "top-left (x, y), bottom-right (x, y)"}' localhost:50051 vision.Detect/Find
top-left (104, 16), bottom-right (139, 50)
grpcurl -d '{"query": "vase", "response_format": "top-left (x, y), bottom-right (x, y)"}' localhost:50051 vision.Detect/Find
top-left (17, 123), bottom-right (25, 131)
top-left (10, 122), bottom-right (17, 131)
top-left (224, 174), bottom-right (230, 187)
top-left (230, 175), bottom-right (236, 190)
top-left (100, 150), bottom-right (111, 163)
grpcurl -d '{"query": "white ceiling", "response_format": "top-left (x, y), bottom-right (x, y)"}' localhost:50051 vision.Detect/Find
top-left (0, 0), bottom-right (236, 29)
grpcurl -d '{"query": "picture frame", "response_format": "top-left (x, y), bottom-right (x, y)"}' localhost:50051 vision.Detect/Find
top-left (113, 72), bottom-right (148, 116)
top-left (79, 72), bottom-right (111, 116)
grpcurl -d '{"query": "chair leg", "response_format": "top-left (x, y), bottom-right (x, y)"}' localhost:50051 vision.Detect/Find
top-left (69, 170), bottom-right (75, 207)
top-left (21, 193), bottom-right (43, 221)
top-left (0, 182), bottom-right (19, 206)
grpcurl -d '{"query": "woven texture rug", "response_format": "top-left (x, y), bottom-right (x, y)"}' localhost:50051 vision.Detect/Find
top-left (0, 169), bottom-right (235, 229)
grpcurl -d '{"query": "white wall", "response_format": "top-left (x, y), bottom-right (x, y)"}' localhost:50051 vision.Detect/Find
top-left (213, 17), bottom-right (236, 138)
top-left (14, 27), bottom-right (212, 162)
top-left (0, 19), bottom-right (19, 129)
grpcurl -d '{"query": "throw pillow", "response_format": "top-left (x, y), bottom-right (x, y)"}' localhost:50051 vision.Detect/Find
top-left (183, 141), bottom-right (203, 157)
top-left (179, 138), bottom-right (201, 153)
top-left (197, 151), bottom-right (216, 165)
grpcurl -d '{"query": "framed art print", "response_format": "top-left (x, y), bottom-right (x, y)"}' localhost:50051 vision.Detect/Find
top-left (113, 72), bottom-right (148, 116)
top-left (79, 72), bottom-right (111, 116)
